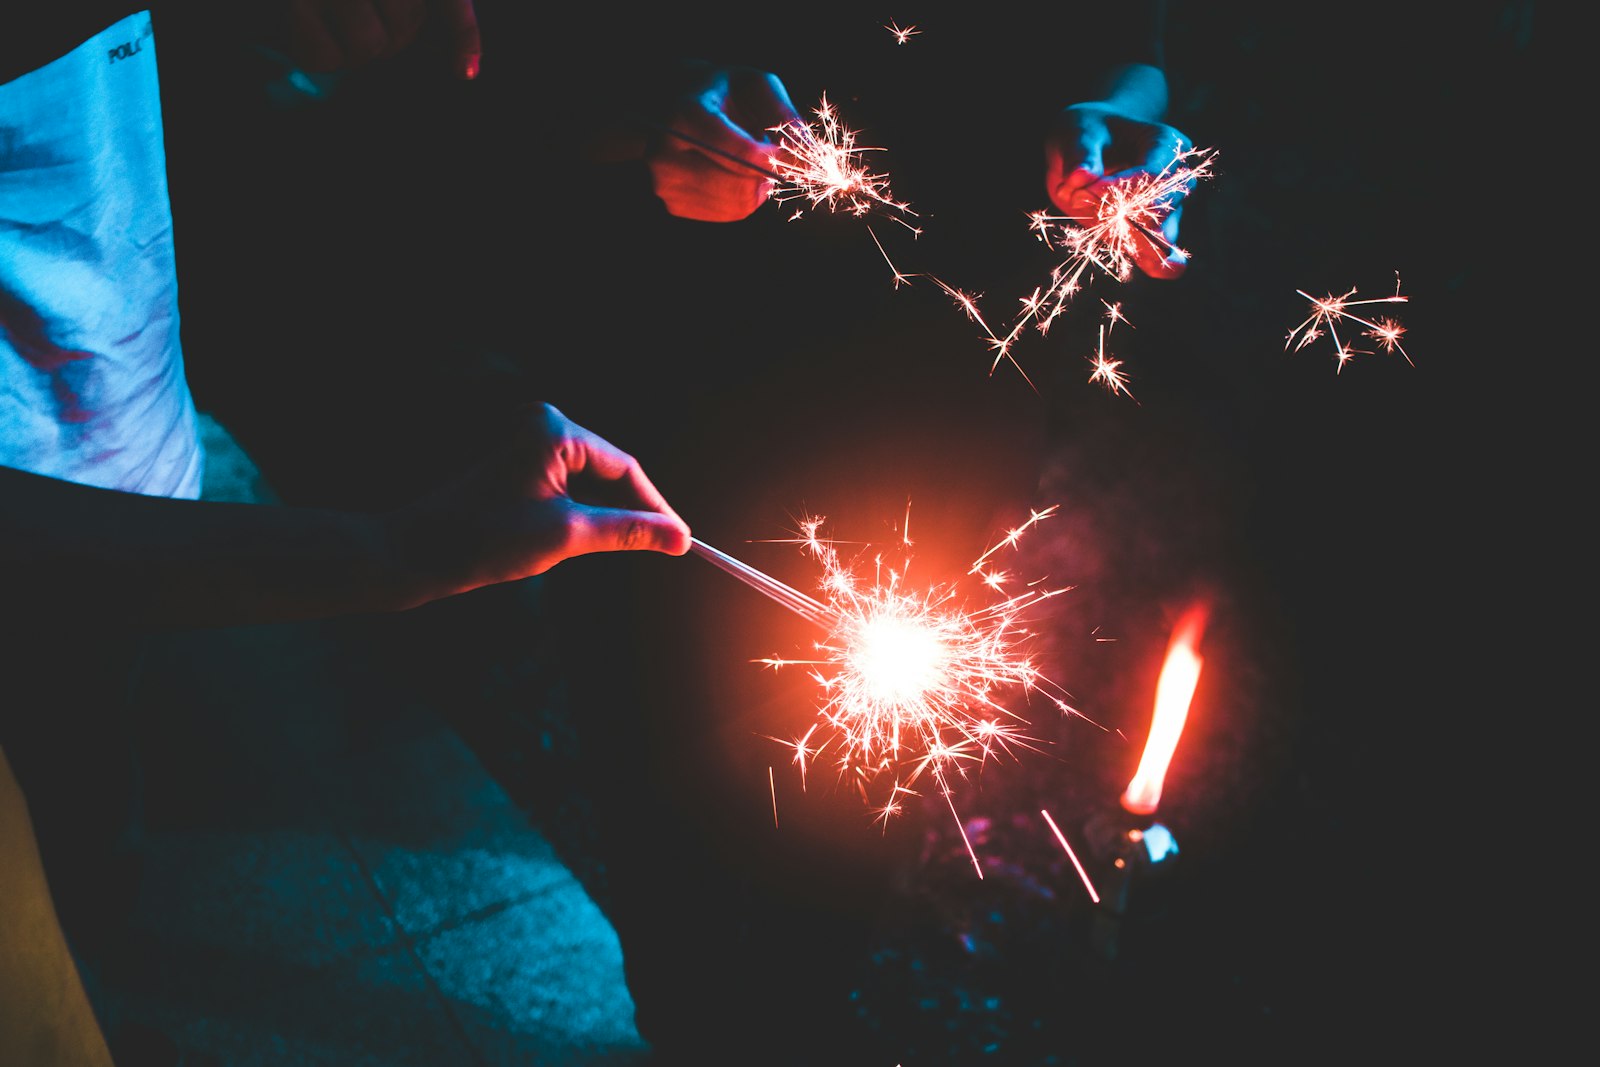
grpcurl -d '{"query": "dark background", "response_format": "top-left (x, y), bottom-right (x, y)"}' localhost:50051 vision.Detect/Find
top-left (145, 3), bottom-right (1538, 1062)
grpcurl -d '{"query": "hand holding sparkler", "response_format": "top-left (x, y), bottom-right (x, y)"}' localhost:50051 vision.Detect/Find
top-left (387, 403), bottom-right (690, 609)
top-left (635, 60), bottom-right (802, 222)
top-left (1045, 63), bottom-right (1197, 279)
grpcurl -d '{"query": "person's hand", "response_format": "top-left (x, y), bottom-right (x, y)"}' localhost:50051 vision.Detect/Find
top-left (286, 0), bottom-right (482, 80)
top-left (645, 60), bottom-right (803, 222)
top-left (389, 403), bottom-right (690, 607)
top-left (1044, 100), bottom-right (1194, 279)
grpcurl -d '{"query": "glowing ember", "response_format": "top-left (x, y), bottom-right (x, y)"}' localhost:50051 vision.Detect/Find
top-left (768, 95), bottom-right (919, 230)
top-left (1121, 602), bottom-right (1208, 816)
top-left (1285, 274), bottom-right (1414, 372)
top-left (759, 508), bottom-right (1078, 875)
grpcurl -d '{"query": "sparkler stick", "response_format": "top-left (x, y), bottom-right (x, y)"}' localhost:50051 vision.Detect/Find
top-left (1041, 808), bottom-right (1100, 903)
top-left (634, 117), bottom-right (785, 181)
top-left (689, 537), bottom-right (833, 628)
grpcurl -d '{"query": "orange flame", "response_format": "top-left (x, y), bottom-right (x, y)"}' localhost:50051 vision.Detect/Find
top-left (1120, 603), bottom-right (1208, 816)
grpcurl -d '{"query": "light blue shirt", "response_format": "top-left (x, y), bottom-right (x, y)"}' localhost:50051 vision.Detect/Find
top-left (0, 10), bottom-right (202, 499)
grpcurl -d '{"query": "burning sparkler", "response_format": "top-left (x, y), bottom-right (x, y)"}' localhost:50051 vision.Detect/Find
top-left (937, 146), bottom-right (1216, 385)
top-left (693, 508), bottom-right (1078, 877)
top-left (1285, 274), bottom-right (1414, 372)
top-left (767, 95), bottom-right (919, 231)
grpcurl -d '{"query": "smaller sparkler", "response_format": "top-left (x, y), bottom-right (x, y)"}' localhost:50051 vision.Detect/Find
top-left (947, 146), bottom-right (1216, 384)
top-left (1285, 274), bottom-right (1414, 372)
top-left (767, 95), bottom-right (918, 230)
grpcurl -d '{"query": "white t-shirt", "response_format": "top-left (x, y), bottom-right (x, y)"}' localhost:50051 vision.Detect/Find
top-left (0, 10), bottom-right (202, 499)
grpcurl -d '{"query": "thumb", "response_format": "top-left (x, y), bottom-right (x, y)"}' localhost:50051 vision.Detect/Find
top-left (575, 505), bottom-right (692, 558)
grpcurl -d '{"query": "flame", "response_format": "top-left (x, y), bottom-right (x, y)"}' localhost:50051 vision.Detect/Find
top-left (1120, 602), bottom-right (1208, 816)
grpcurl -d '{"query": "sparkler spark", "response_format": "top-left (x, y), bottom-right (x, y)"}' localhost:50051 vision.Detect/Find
top-left (1087, 323), bottom-right (1133, 399)
top-left (885, 20), bottom-right (921, 45)
top-left (768, 95), bottom-right (918, 231)
top-left (1285, 274), bottom-right (1414, 372)
top-left (753, 508), bottom-right (1079, 876)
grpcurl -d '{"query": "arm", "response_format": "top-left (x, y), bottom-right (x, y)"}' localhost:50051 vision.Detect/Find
top-left (1, 404), bottom-right (690, 630)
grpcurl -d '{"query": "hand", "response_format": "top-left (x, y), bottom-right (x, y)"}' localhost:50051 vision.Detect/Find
top-left (646, 61), bottom-right (802, 222)
top-left (390, 403), bottom-right (690, 606)
top-left (1045, 101), bottom-right (1194, 279)
top-left (287, 0), bottom-right (482, 80)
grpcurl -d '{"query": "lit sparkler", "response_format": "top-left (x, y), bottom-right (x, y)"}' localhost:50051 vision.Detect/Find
top-left (767, 95), bottom-right (919, 232)
top-left (694, 509), bottom-right (1078, 877)
top-left (1285, 274), bottom-right (1413, 372)
top-left (939, 146), bottom-right (1216, 383)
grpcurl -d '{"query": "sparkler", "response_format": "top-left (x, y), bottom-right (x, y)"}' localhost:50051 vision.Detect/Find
top-left (1079, 601), bottom-right (1206, 959)
top-left (742, 509), bottom-right (1076, 876)
top-left (937, 146), bottom-right (1217, 384)
top-left (1285, 274), bottom-right (1414, 372)
top-left (766, 95), bottom-right (919, 231)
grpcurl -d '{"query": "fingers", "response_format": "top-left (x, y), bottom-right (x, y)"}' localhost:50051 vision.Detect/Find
top-left (735, 70), bottom-right (803, 139)
top-left (567, 503), bottom-right (692, 558)
top-left (650, 156), bottom-right (773, 221)
top-left (538, 406), bottom-right (692, 554)
top-left (1045, 112), bottom-right (1108, 217)
top-left (650, 121), bottom-right (775, 221)
top-left (431, 0), bottom-right (482, 80)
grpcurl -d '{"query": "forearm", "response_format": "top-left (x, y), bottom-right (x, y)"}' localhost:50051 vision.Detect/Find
top-left (0, 466), bottom-right (410, 629)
